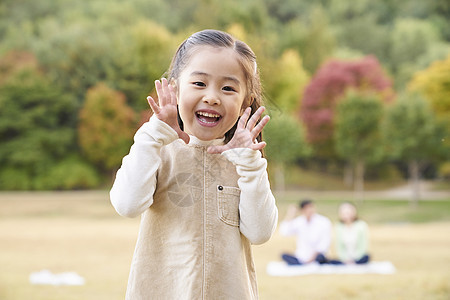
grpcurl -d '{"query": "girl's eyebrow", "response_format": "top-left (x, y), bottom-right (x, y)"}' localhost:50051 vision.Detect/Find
top-left (190, 71), bottom-right (241, 85)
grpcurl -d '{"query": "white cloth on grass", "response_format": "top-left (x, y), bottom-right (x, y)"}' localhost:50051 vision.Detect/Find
top-left (266, 261), bottom-right (396, 276)
top-left (29, 270), bottom-right (85, 286)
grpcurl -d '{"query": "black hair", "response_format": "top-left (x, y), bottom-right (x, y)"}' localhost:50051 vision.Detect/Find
top-left (299, 199), bottom-right (313, 209)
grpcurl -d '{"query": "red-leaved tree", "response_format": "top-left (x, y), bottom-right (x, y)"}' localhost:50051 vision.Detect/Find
top-left (300, 56), bottom-right (393, 158)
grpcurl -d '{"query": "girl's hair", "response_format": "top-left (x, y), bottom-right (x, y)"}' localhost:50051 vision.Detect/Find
top-left (168, 29), bottom-right (264, 144)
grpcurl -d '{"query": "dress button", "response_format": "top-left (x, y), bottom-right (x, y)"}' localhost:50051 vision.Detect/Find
top-left (218, 185), bottom-right (223, 191)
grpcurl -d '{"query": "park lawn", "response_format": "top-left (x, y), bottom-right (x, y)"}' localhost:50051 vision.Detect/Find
top-left (0, 191), bottom-right (449, 300)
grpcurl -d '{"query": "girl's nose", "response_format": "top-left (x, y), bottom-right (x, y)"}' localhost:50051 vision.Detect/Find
top-left (202, 92), bottom-right (221, 105)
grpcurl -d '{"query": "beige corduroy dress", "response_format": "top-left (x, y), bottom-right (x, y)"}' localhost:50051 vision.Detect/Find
top-left (110, 116), bottom-right (278, 300)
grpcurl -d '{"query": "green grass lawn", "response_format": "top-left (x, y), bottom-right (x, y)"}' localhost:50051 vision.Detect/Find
top-left (0, 191), bottom-right (449, 300)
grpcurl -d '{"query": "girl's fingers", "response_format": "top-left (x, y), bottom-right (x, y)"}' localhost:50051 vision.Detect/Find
top-left (155, 79), bottom-right (169, 106)
top-left (147, 96), bottom-right (160, 114)
top-left (155, 78), bottom-right (176, 108)
top-left (238, 107), bottom-right (252, 128)
top-left (154, 80), bottom-right (164, 106)
top-left (250, 141), bottom-right (267, 151)
top-left (246, 106), bottom-right (265, 130)
top-left (251, 115), bottom-right (270, 140)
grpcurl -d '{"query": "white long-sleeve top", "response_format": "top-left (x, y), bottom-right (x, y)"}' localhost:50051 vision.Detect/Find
top-left (279, 213), bottom-right (331, 263)
top-left (110, 116), bottom-right (278, 299)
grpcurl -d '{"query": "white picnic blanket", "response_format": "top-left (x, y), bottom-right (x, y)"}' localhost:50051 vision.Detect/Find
top-left (29, 269), bottom-right (85, 286)
top-left (266, 261), bottom-right (396, 276)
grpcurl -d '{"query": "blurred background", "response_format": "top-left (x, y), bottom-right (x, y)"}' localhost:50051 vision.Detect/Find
top-left (0, 0), bottom-right (449, 299)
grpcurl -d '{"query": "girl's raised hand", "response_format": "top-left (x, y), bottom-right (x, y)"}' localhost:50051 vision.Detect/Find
top-left (147, 78), bottom-right (190, 144)
top-left (207, 106), bottom-right (270, 154)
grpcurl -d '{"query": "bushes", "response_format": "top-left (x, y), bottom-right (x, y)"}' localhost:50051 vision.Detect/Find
top-left (33, 156), bottom-right (102, 190)
top-left (0, 156), bottom-right (101, 190)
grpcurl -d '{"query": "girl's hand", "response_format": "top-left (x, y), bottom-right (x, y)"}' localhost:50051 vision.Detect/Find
top-left (207, 106), bottom-right (270, 154)
top-left (147, 78), bottom-right (190, 144)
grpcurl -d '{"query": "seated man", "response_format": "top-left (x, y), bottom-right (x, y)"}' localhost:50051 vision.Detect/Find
top-left (279, 199), bottom-right (331, 265)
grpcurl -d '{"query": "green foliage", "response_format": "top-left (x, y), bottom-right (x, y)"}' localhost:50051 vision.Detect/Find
top-left (335, 91), bottom-right (384, 164)
top-left (0, 168), bottom-right (33, 190)
top-left (264, 49), bottom-right (310, 112)
top-left (389, 18), bottom-right (444, 88)
top-left (333, 15), bottom-right (390, 63)
top-left (0, 0), bottom-right (449, 189)
top-left (409, 55), bottom-right (450, 119)
top-left (382, 92), bottom-right (442, 162)
top-left (0, 57), bottom-right (78, 190)
top-left (408, 56), bottom-right (450, 160)
top-left (78, 83), bottom-right (136, 171)
top-left (439, 161), bottom-right (450, 180)
top-left (130, 21), bottom-right (176, 110)
top-left (264, 114), bottom-right (311, 165)
top-left (34, 155), bottom-right (101, 190)
top-left (280, 5), bottom-right (335, 73)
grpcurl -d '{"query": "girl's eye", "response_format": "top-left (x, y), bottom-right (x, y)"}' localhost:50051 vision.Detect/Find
top-left (223, 86), bottom-right (236, 92)
top-left (193, 81), bottom-right (205, 87)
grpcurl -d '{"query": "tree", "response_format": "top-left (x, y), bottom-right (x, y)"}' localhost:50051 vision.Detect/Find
top-left (335, 91), bottom-right (384, 201)
top-left (408, 55), bottom-right (450, 182)
top-left (388, 18), bottom-right (443, 89)
top-left (263, 49), bottom-right (310, 113)
top-left (382, 92), bottom-right (443, 205)
top-left (0, 52), bottom-right (79, 189)
top-left (78, 83), bottom-right (136, 172)
top-left (300, 56), bottom-right (393, 159)
top-left (129, 21), bottom-right (176, 110)
top-left (264, 114), bottom-right (311, 192)
top-left (280, 5), bottom-right (335, 74)
top-left (408, 55), bottom-right (450, 131)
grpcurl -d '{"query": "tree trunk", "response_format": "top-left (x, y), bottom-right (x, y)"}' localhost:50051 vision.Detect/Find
top-left (344, 162), bottom-right (353, 188)
top-left (408, 160), bottom-right (421, 207)
top-left (354, 159), bottom-right (365, 202)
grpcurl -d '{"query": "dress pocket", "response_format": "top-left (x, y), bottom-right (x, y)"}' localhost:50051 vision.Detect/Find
top-left (217, 185), bottom-right (240, 227)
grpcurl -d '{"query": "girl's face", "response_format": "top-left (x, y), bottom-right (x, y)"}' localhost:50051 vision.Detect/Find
top-left (176, 46), bottom-right (247, 141)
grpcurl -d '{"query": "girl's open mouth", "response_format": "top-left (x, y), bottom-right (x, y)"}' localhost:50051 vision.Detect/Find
top-left (196, 111), bottom-right (222, 126)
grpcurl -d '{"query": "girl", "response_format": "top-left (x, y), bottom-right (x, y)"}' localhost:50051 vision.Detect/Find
top-left (331, 202), bottom-right (370, 265)
top-left (110, 29), bottom-right (278, 299)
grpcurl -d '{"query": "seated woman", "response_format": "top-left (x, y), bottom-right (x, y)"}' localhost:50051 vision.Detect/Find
top-left (330, 202), bottom-right (370, 265)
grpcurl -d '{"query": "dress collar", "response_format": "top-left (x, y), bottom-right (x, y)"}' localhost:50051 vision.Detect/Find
top-left (188, 135), bottom-right (225, 147)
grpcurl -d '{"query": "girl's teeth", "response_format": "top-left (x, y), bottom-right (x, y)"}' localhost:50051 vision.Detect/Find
top-left (198, 111), bottom-right (220, 118)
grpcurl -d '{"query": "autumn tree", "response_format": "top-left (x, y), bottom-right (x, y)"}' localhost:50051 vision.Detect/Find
top-left (78, 83), bottom-right (136, 172)
top-left (408, 55), bottom-right (450, 180)
top-left (263, 49), bottom-right (310, 113)
top-left (409, 55), bottom-right (450, 135)
top-left (300, 56), bottom-right (393, 159)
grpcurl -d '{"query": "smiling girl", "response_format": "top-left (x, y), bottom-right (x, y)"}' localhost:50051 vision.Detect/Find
top-left (110, 29), bottom-right (278, 299)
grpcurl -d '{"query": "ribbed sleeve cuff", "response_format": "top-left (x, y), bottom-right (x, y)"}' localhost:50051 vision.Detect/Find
top-left (221, 148), bottom-right (263, 168)
top-left (136, 116), bottom-right (179, 145)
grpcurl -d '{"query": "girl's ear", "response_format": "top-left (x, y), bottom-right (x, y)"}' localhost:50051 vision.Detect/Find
top-left (240, 95), bottom-right (255, 115)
